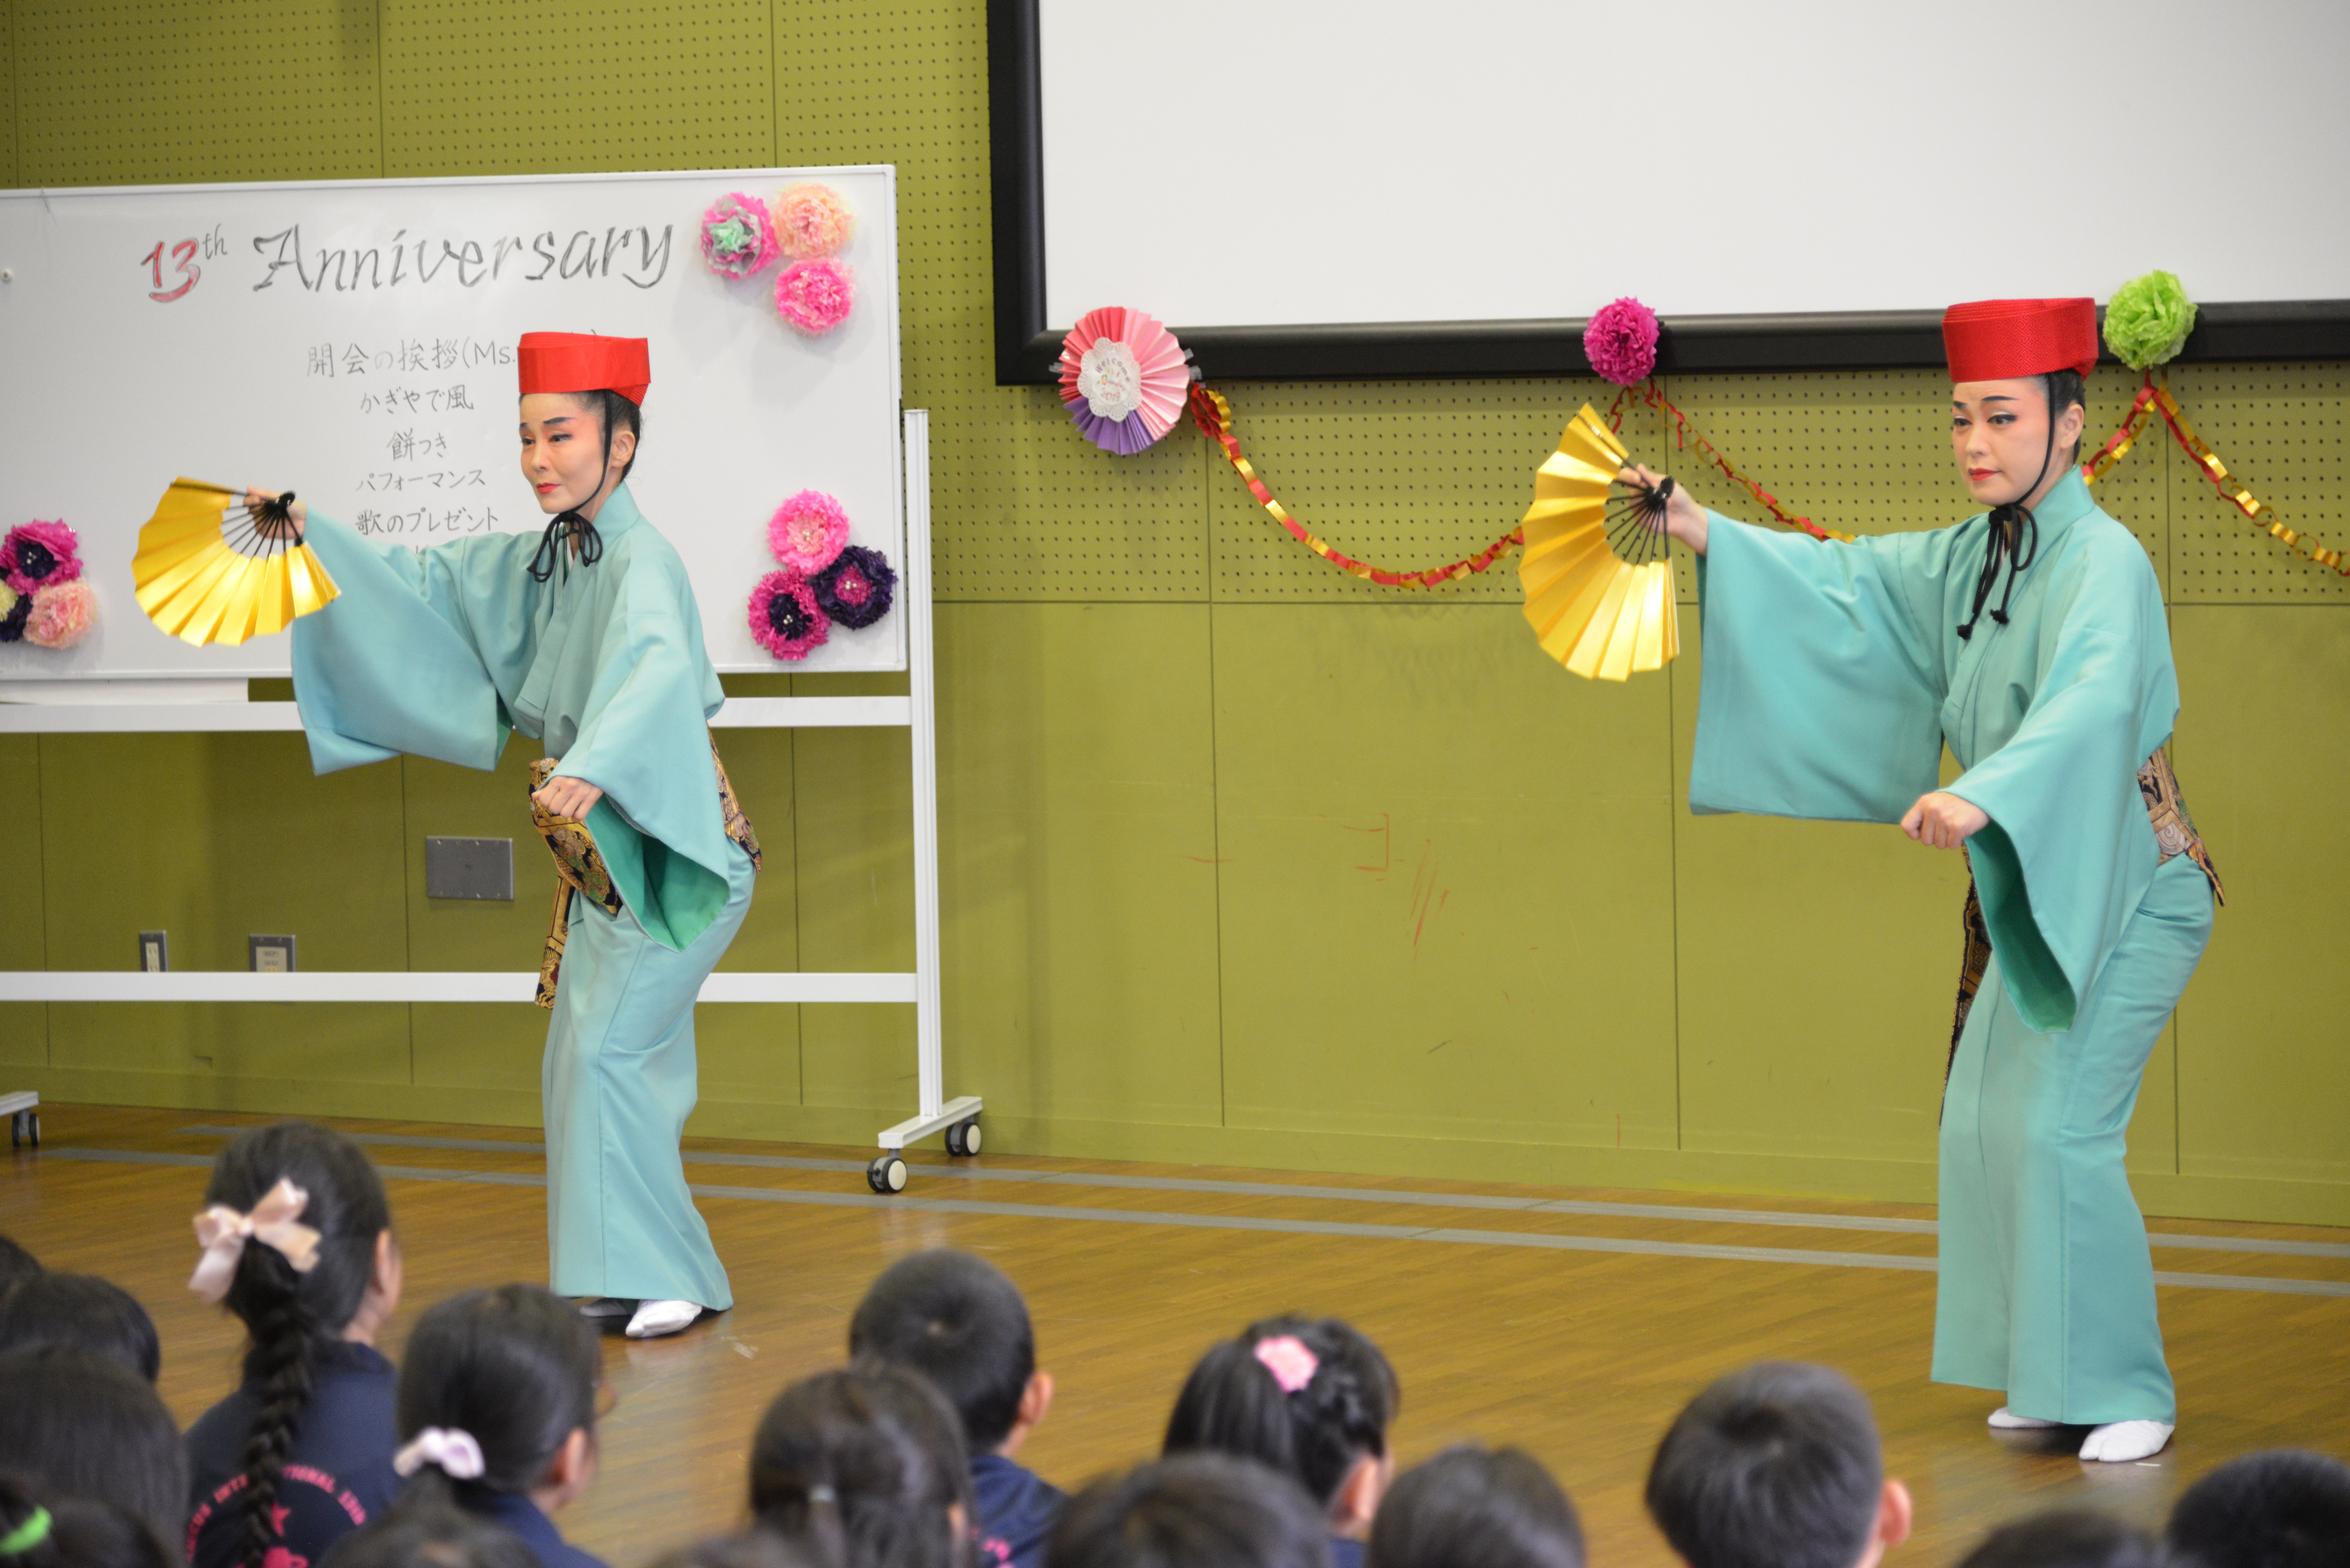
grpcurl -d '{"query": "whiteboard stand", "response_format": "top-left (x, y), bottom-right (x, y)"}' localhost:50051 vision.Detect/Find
top-left (863, 408), bottom-right (979, 1194)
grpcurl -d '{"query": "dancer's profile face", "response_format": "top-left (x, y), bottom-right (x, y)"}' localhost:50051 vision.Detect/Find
top-left (519, 393), bottom-right (629, 515)
top-left (1951, 379), bottom-right (2082, 509)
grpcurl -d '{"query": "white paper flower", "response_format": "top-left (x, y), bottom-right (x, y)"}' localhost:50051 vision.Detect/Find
top-left (1076, 340), bottom-right (1144, 422)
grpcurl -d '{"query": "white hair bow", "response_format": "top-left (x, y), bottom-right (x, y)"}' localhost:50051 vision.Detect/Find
top-left (394, 1428), bottom-right (488, 1481)
top-left (188, 1178), bottom-right (322, 1304)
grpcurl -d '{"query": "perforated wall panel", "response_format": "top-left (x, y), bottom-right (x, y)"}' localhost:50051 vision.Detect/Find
top-left (1, 3), bottom-right (18, 189)
top-left (15, 0), bottom-right (380, 185)
top-left (2165, 362), bottom-right (2350, 605)
top-left (380, 0), bottom-right (773, 177)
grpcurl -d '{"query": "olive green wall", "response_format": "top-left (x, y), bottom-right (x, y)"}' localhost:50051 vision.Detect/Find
top-left (5, 0), bottom-right (2345, 1222)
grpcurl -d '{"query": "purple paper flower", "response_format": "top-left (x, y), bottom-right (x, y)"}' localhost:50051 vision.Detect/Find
top-left (1583, 297), bottom-right (1660, 386)
top-left (811, 546), bottom-right (895, 630)
top-left (2, 520), bottom-right (82, 598)
top-left (748, 569), bottom-right (830, 661)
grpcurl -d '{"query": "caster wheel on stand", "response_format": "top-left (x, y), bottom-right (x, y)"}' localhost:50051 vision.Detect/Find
top-left (944, 1117), bottom-right (982, 1157)
top-left (867, 1153), bottom-right (908, 1194)
top-left (9, 1111), bottom-right (35, 1150)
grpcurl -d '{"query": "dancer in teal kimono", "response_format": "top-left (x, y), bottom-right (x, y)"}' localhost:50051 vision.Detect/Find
top-left (1638, 298), bottom-right (2219, 1463)
top-left (264, 332), bottom-right (755, 1340)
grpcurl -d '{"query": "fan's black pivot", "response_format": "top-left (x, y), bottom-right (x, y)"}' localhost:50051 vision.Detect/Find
top-left (1606, 474), bottom-right (1675, 567)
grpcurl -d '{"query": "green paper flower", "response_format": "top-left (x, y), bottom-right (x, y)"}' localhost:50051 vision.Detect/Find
top-left (2105, 270), bottom-right (2197, 371)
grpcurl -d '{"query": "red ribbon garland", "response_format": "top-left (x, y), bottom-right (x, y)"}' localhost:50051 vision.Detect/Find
top-left (1603, 383), bottom-right (1854, 543)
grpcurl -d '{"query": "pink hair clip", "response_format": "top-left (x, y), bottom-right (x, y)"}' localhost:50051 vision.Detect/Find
top-left (188, 1178), bottom-right (321, 1303)
top-left (1254, 1334), bottom-right (1318, 1394)
top-left (394, 1427), bottom-right (487, 1481)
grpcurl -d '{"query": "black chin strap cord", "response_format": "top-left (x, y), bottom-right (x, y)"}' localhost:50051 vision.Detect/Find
top-left (1956, 424), bottom-right (2053, 641)
top-left (526, 403), bottom-right (614, 585)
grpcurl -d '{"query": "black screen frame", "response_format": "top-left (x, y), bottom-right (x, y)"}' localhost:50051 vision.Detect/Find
top-left (989, 0), bottom-right (2350, 385)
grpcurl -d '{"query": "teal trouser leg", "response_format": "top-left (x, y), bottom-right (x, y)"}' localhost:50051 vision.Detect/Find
top-left (542, 843), bottom-right (754, 1308)
top-left (1932, 854), bottom-right (2212, 1424)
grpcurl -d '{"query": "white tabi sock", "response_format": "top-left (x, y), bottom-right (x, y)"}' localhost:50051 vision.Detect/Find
top-left (2078, 1420), bottom-right (2174, 1462)
top-left (1988, 1406), bottom-right (2061, 1429)
top-left (625, 1299), bottom-right (703, 1339)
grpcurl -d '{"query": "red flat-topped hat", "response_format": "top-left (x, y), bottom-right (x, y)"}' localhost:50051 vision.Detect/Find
top-left (1942, 298), bottom-right (2098, 383)
top-left (517, 331), bottom-right (651, 405)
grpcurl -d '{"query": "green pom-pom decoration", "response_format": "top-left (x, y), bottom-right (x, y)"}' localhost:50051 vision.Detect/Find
top-left (2105, 270), bottom-right (2197, 372)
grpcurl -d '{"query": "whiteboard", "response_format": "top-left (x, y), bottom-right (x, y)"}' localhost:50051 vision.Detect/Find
top-left (0, 166), bottom-right (904, 680)
top-left (1039, 0), bottom-right (2350, 328)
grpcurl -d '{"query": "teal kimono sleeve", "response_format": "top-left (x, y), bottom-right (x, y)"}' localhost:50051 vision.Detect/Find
top-left (559, 597), bottom-right (733, 953)
top-left (1689, 513), bottom-right (1952, 823)
top-left (290, 514), bottom-right (521, 776)
top-left (1944, 538), bottom-right (2176, 1034)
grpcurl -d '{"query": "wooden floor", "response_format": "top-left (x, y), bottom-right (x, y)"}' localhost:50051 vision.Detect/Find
top-left (4, 1107), bottom-right (2346, 1568)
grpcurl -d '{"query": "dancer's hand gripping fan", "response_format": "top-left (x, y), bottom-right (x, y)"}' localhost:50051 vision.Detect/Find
top-left (1518, 405), bottom-right (1679, 680)
top-left (132, 479), bottom-right (340, 646)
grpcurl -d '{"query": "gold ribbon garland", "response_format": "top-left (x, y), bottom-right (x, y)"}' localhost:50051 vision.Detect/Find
top-left (2083, 370), bottom-right (2348, 576)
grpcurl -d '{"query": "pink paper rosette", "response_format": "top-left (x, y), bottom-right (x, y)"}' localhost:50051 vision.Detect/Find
top-left (2, 519), bottom-right (82, 598)
top-left (767, 490), bottom-right (852, 574)
top-left (699, 192), bottom-right (780, 280)
top-left (776, 258), bottom-right (855, 335)
top-left (25, 580), bottom-right (95, 650)
top-left (748, 569), bottom-right (830, 661)
top-left (1583, 297), bottom-right (1660, 386)
top-left (1057, 307), bottom-right (1190, 455)
top-left (773, 183), bottom-right (857, 259)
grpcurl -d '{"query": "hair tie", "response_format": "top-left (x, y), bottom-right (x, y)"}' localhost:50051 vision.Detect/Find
top-left (0, 1509), bottom-right (52, 1556)
top-left (806, 1485), bottom-right (837, 1505)
top-left (394, 1428), bottom-right (488, 1481)
top-left (189, 1177), bottom-right (322, 1303)
top-left (1253, 1334), bottom-right (1319, 1394)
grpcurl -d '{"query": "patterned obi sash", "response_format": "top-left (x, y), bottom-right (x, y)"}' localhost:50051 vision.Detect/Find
top-left (1947, 748), bottom-right (2222, 1074)
top-left (527, 734), bottom-right (762, 1008)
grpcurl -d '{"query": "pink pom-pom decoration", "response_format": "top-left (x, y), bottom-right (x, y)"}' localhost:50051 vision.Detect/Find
top-left (25, 579), bottom-right (95, 650)
top-left (772, 183), bottom-right (857, 259)
top-left (767, 490), bottom-right (853, 574)
top-left (1057, 307), bottom-right (1191, 456)
top-left (2, 519), bottom-right (83, 597)
top-left (1583, 296), bottom-right (1660, 386)
top-left (748, 569), bottom-right (830, 662)
top-left (776, 258), bottom-right (855, 335)
top-left (699, 192), bottom-right (779, 281)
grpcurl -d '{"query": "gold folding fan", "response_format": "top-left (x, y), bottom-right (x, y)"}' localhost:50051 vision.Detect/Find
top-left (133, 479), bottom-right (339, 646)
top-left (1518, 404), bottom-right (1679, 681)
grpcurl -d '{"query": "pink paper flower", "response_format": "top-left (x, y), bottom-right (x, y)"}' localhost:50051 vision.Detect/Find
top-left (1583, 297), bottom-right (1660, 386)
top-left (700, 192), bottom-right (779, 281)
top-left (748, 569), bottom-right (830, 661)
top-left (2, 519), bottom-right (82, 597)
top-left (773, 183), bottom-right (857, 259)
top-left (767, 490), bottom-right (852, 573)
top-left (1057, 307), bottom-right (1191, 455)
top-left (1253, 1335), bottom-right (1319, 1394)
top-left (25, 579), bottom-right (95, 650)
top-left (776, 258), bottom-right (855, 335)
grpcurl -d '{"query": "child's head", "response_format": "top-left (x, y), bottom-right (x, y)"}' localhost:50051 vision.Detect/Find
top-left (0, 1233), bottom-right (38, 1299)
top-left (748, 1362), bottom-right (974, 1568)
top-left (848, 1249), bottom-right (1050, 1457)
top-left (317, 1503), bottom-right (541, 1568)
top-left (2166, 1449), bottom-right (2350, 1568)
top-left (1049, 1453), bottom-right (1331, 1568)
top-left (0, 1347), bottom-right (187, 1552)
top-left (648, 1532), bottom-right (830, 1568)
top-left (1955, 1512), bottom-right (2157, 1568)
top-left (1645, 1362), bottom-right (1909, 1568)
top-left (1366, 1445), bottom-right (1583, 1568)
top-left (395, 1285), bottom-right (602, 1512)
top-left (0, 1472), bottom-right (174, 1568)
top-left (1163, 1315), bottom-right (1399, 1537)
top-left (199, 1122), bottom-right (398, 1567)
top-left (0, 1272), bottom-right (160, 1381)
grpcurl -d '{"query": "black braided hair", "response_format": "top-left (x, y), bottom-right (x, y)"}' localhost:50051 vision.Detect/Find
top-left (203, 1123), bottom-right (392, 1568)
top-left (1163, 1315), bottom-right (1400, 1512)
top-left (749, 1362), bottom-right (975, 1568)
